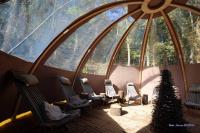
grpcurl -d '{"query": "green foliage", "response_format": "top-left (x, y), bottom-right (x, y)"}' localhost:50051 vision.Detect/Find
top-left (115, 3), bottom-right (200, 67)
top-left (154, 42), bottom-right (177, 66)
top-left (169, 7), bottom-right (200, 64)
top-left (115, 20), bottom-right (147, 66)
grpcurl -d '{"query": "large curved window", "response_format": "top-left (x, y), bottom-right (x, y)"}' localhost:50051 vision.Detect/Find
top-left (0, 0), bottom-right (118, 62)
top-left (169, 8), bottom-right (200, 64)
top-left (82, 17), bottom-right (134, 75)
top-left (114, 19), bottom-right (147, 67)
top-left (186, 0), bottom-right (200, 9)
top-left (144, 17), bottom-right (178, 67)
top-left (45, 7), bottom-right (127, 71)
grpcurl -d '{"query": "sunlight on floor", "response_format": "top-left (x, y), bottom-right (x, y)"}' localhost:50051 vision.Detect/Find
top-left (103, 104), bottom-right (153, 133)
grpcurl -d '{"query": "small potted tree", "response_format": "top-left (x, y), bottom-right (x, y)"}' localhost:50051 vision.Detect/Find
top-left (151, 69), bottom-right (188, 133)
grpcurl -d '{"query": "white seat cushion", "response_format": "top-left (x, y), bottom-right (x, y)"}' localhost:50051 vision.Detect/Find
top-left (44, 101), bottom-right (70, 120)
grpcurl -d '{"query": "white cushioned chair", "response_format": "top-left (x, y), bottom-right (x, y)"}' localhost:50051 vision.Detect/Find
top-left (126, 82), bottom-right (141, 105)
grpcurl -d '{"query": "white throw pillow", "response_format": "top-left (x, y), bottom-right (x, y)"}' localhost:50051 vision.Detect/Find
top-left (44, 101), bottom-right (70, 120)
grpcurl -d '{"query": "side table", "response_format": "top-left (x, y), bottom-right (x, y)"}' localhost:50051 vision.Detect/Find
top-left (118, 90), bottom-right (125, 103)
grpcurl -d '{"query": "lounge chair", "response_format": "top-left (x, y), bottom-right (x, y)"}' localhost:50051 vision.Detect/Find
top-left (57, 76), bottom-right (91, 110)
top-left (80, 78), bottom-right (102, 101)
top-left (104, 79), bottom-right (120, 100)
top-left (151, 87), bottom-right (159, 104)
top-left (185, 84), bottom-right (200, 109)
top-left (12, 71), bottom-right (80, 132)
top-left (126, 82), bottom-right (141, 105)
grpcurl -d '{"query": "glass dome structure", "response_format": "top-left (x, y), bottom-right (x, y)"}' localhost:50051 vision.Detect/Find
top-left (0, 0), bottom-right (200, 130)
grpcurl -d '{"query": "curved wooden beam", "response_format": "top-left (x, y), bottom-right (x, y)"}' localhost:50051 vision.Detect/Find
top-left (28, 0), bottom-right (143, 74)
top-left (161, 10), bottom-right (188, 99)
top-left (106, 13), bottom-right (145, 78)
top-left (170, 2), bottom-right (200, 16)
top-left (139, 14), bottom-right (153, 90)
top-left (71, 8), bottom-right (142, 87)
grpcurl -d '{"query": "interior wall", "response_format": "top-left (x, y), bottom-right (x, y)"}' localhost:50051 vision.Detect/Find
top-left (141, 65), bottom-right (184, 101)
top-left (168, 65), bottom-right (185, 99)
top-left (186, 63), bottom-right (200, 87)
top-left (35, 65), bottom-right (75, 102)
top-left (0, 51), bottom-right (32, 121)
top-left (78, 73), bottom-right (106, 94)
top-left (109, 65), bottom-right (140, 95)
top-left (141, 66), bottom-right (161, 101)
top-left (109, 64), bottom-right (189, 102)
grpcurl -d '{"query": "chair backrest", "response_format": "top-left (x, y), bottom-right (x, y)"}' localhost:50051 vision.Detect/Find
top-left (189, 84), bottom-right (200, 92)
top-left (105, 79), bottom-right (117, 97)
top-left (12, 71), bottom-right (46, 123)
top-left (152, 87), bottom-right (159, 100)
top-left (126, 82), bottom-right (139, 98)
top-left (104, 79), bottom-right (112, 86)
top-left (186, 84), bottom-right (200, 106)
top-left (80, 78), bottom-right (96, 96)
top-left (57, 76), bottom-right (76, 100)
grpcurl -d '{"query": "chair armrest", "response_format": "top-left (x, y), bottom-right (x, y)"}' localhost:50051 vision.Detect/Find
top-left (100, 93), bottom-right (106, 98)
top-left (53, 100), bottom-right (67, 106)
top-left (53, 101), bottom-right (72, 110)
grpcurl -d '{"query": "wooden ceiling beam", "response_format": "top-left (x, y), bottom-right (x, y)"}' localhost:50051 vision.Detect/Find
top-left (139, 14), bottom-right (153, 91)
top-left (170, 2), bottom-right (200, 16)
top-left (72, 8), bottom-right (142, 87)
top-left (161, 10), bottom-right (188, 99)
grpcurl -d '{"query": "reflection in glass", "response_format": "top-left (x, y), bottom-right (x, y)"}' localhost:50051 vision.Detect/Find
top-left (0, 0), bottom-right (117, 62)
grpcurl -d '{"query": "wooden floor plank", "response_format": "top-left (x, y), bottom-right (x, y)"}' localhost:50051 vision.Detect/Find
top-left (1, 104), bottom-right (200, 133)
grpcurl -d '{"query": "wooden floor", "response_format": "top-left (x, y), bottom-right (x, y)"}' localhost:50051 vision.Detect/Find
top-left (1, 104), bottom-right (200, 133)
top-left (67, 104), bottom-right (152, 133)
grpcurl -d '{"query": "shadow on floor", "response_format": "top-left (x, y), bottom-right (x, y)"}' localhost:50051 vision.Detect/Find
top-left (136, 124), bottom-right (151, 133)
top-left (0, 107), bottom-right (127, 133)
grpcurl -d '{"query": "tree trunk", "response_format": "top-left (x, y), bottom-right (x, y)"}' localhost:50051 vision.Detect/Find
top-left (189, 12), bottom-right (194, 63)
top-left (146, 49), bottom-right (150, 66)
top-left (127, 40), bottom-right (131, 66)
top-left (126, 19), bottom-right (131, 66)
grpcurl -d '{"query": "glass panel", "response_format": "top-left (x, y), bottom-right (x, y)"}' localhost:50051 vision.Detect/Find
top-left (0, 0), bottom-right (117, 62)
top-left (186, 0), bottom-right (200, 9)
top-left (144, 17), bottom-right (178, 67)
top-left (45, 7), bottom-right (127, 71)
top-left (169, 8), bottom-right (200, 64)
top-left (114, 19), bottom-right (147, 67)
top-left (82, 17), bottom-right (134, 75)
